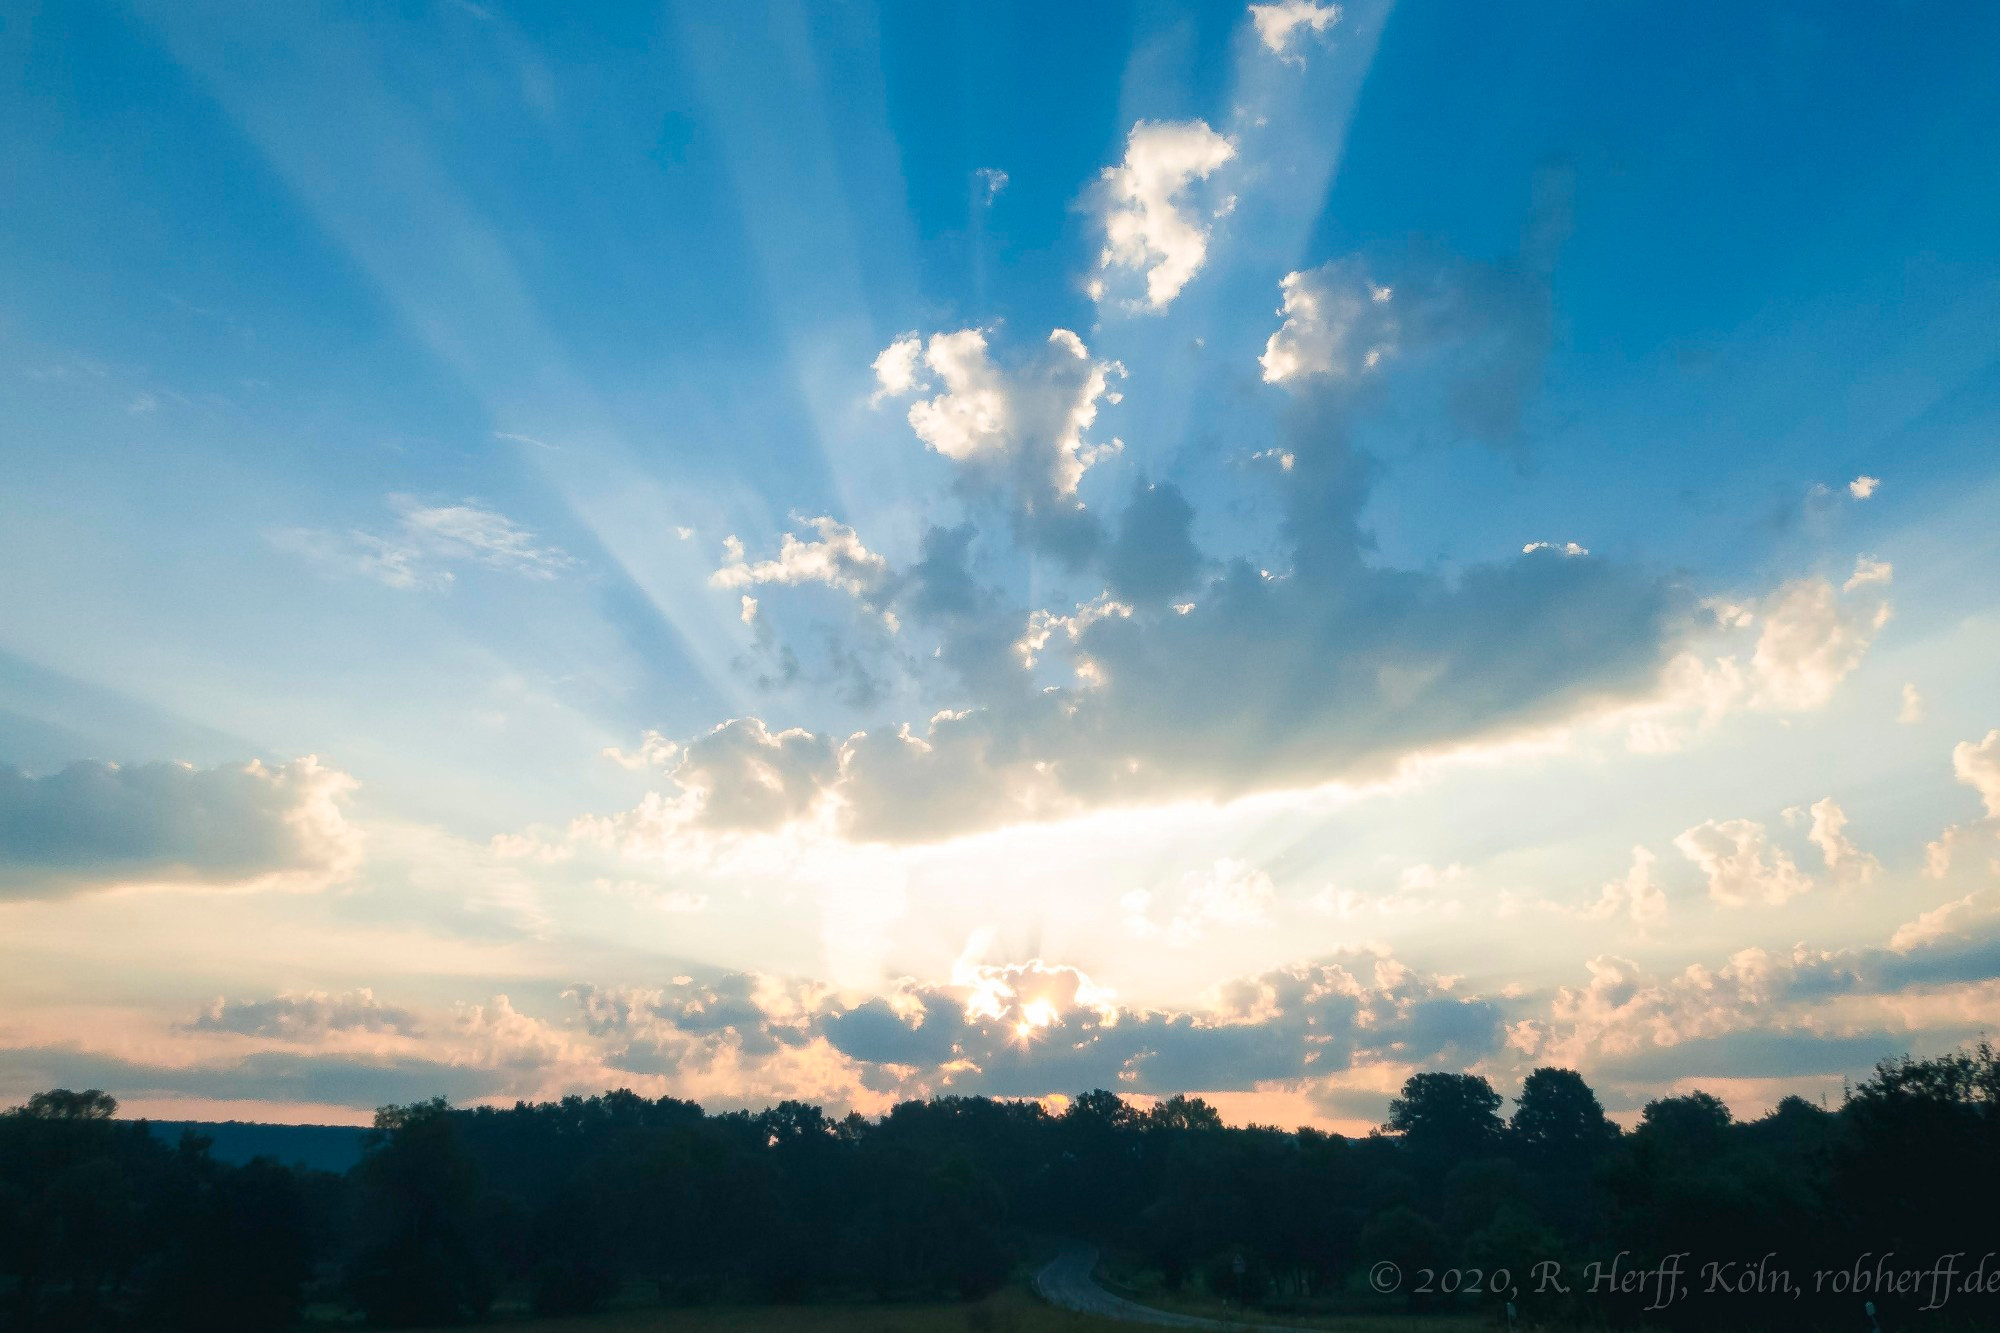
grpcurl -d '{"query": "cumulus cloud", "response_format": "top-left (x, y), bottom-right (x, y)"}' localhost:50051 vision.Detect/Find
top-left (1124, 858), bottom-right (1277, 945)
top-left (1848, 475), bottom-right (1880, 499)
top-left (1517, 897), bottom-right (2000, 1081)
top-left (602, 730), bottom-right (679, 771)
top-left (273, 495), bottom-right (574, 590)
top-left (1579, 846), bottom-right (1668, 926)
top-left (1093, 120), bottom-right (1236, 311)
top-left (872, 327), bottom-right (1123, 561)
top-left (1247, 1), bottom-right (1342, 60)
top-left (1673, 818), bottom-right (1813, 907)
top-left (1926, 730), bottom-right (2000, 877)
top-left (1899, 682), bottom-right (1925, 724)
top-left (1804, 797), bottom-right (1879, 886)
top-left (0, 757), bottom-right (359, 898)
top-left (667, 718), bottom-right (838, 833)
top-left (710, 517), bottom-right (890, 600)
top-left (1890, 890), bottom-right (2000, 953)
top-left (1953, 730), bottom-right (2000, 819)
top-left (1259, 251), bottom-right (1555, 439)
top-left (570, 414), bottom-right (1690, 846)
top-left (1750, 563), bottom-right (1892, 710)
top-left (869, 333), bottom-right (925, 403)
top-left (189, 989), bottom-right (421, 1040)
top-left (627, 946), bottom-right (1506, 1101)
top-left (1260, 261), bottom-right (1396, 383)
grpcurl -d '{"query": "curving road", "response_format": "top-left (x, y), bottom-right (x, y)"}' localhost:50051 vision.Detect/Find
top-left (1033, 1248), bottom-right (1317, 1331)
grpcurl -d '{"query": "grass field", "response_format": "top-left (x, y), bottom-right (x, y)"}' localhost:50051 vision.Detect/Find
top-left (394, 1283), bottom-right (1497, 1333)
top-left (404, 1287), bottom-right (1126, 1332)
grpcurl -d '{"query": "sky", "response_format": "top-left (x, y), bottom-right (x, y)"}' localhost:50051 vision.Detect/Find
top-left (2, 0), bottom-right (1999, 1131)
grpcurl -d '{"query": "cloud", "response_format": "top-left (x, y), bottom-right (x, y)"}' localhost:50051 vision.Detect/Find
top-left (710, 517), bottom-right (890, 600)
top-left (574, 414), bottom-right (1690, 847)
top-left (869, 333), bottom-right (924, 403)
top-left (975, 167), bottom-right (1008, 203)
top-left (0, 1045), bottom-right (515, 1112)
top-left (812, 947), bottom-right (1500, 1100)
top-left (189, 989), bottom-right (422, 1040)
top-left (1805, 797), bottom-right (1879, 886)
top-left (0, 757), bottom-right (359, 898)
top-left (666, 717), bottom-right (839, 833)
top-left (1579, 846), bottom-right (1667, 926)
top-left (602, 730), bottom-right (679, 771)
top-left (1092, 120), bottom-right (1236, 311)
top-left (1260, 261), bottom-right (1396, 383)
top-left (1748, 563), bottom-right (1892, 710)
top-left (1848, 475), bottom-right (1881, 499)
top-left (1890, 890), bottom-right (2000, 953)
top-left (274, 495), bottom-right (574, 590)
top-left (1247, 1), bottom-right (1342, 60)
top-left (872, 328), bottom-right (1123, 562)
top-left (1673, 818), bottom-right (1813, 907)
top-left (1259, 251), bottom-right (1555, 440)
top-left (1925, 730), bottom-right (2000, 877)
top-left (1899, 682), bottom-right (1925, 725)
top-left (1124, 858), bottom-right (1277, 945)
top-left (1953, 730), bottom-right (2000, 819)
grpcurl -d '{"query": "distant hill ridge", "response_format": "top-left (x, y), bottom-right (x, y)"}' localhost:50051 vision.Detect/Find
top-left (140, 1118), bottom-right (368, 1173)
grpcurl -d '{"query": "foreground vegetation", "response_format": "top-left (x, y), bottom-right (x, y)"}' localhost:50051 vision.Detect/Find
top-left (2, 1042), bottom-right (1997, 1331)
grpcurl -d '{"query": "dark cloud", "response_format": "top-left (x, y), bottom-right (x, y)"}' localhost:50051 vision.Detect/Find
top-left (1104, 482), bottom-right (1202, 607)
top-left (0, 758), bottom-right (355, 897)
top-left (586, 954), bottom-right (1505, 1102)
top-left (186, 990), bottom-right (422, 1040)
top-left (0, 1045), bottom-right (509, 1112)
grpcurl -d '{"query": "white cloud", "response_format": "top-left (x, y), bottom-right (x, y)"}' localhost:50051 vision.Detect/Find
top-left (1843, 556), bottom-right (1892, 591)
top-left (1953, 729), bottom-right (2000, 818)
top-left (1806, 797), bottom-right (1879, 886)
top-left (1674, 818), bottom-right (1813, 907)
top-left (975, 167), bottom-right (1008, 203)
top-left (1523, 541), bottom-right (1589, 557)
top-left (1749, 565), bottom-right (1892, 710)
top-left (1921, 731), bottom-right (2000, 877)
top-left (873, 328), bottom-right (1123, 557)
top-left (1848, 475), bottom-right (1881, 499)
top-left (1890, 889), bottom-right (2000, 952)
top-left (870, 333), bottom-right (925, 403)
top-left (1260, 261), bottom-right (1396, 383)
top-left (602, 730), bottom-right (679, 771)
top-left (1126, 858), bottom-right (1278, 944)
top-left (1899, 682), bottom-right (1925, 725)
top-left (1094, 120), bottom-right (1237, 311)
top-left (709, 517), bottom-right (889, 599)
top-left (1579, 846), bottom-right (1667, 926)
top-left (1247, 0), bottom-right (1342, 59)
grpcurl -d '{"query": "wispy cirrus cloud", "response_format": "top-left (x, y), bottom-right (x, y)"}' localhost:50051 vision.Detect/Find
top-left (272, 494), bottom-right (574, 590)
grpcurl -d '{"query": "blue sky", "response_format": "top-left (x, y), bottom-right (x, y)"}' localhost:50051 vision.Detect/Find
top-left (3, 0), bottom-right (1999, 1128)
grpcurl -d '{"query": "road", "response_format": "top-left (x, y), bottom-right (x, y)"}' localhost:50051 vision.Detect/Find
top-left (1033, 1248), bottom-right (1317, 1331)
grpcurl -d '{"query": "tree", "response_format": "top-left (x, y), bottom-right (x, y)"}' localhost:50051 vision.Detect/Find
top-left (1146, 1095), bottom-right (1224, 1132)
top-left (1510, 1067), bottom-right (1617, 1167)
top-left (347, 1099), bottom-right (496, 1326)
top-left (20, 1088), bottom-right (118, 1121)
top-left (1636, 1090), bottom-right (1732, 1154)
top-left (1387, 1073), bottom-right (1504, 1160)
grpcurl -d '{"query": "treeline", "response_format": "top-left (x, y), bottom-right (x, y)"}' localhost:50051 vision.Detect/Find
top-left (1, 1043), bottom-right (1996, 1330)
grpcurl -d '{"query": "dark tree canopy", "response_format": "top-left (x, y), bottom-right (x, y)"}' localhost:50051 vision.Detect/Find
top-left (4, 1043), bottom-right (1998, 1330)
top-left (1510, 1066), bottom-right (1617, 1165)
top-left (1386, 1071), bottom-right (1505, 1159)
